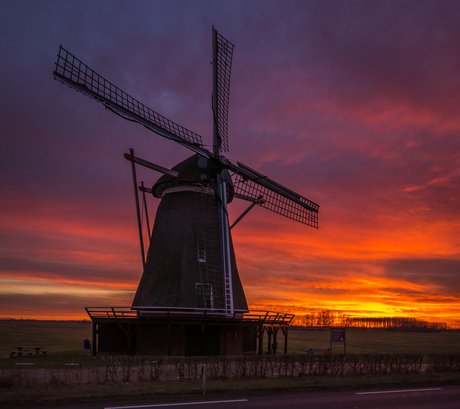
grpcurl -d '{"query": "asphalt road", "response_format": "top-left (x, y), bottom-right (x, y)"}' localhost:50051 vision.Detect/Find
top-left (57, 386), bottom-right (460, 409)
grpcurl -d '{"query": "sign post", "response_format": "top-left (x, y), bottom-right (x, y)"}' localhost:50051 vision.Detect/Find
top-left (330, 328), bottom-right (346, 355)
top-left (198, 364), bottom-right (207, 394)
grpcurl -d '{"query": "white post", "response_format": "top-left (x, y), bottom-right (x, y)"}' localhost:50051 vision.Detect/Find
top-left (202, 364), bottom-right (207, 394)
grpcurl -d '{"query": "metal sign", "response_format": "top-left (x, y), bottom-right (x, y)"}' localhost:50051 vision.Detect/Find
top-left (330, 328), bottom-right (346, 355)
top-left (331, 329), bottom-right (346, 343)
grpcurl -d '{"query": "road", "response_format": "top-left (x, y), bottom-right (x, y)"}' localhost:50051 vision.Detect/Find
top-left (56, 386), bottom-right (460, 409)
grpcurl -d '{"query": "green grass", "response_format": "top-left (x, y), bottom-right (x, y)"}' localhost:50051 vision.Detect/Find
top-left (0, 321), bottom-right (93, 370)
top-left (0, 321), bottom-right (91, 357)
top-left (2, 321), bottom-right (459, 359)
top-left (288, 328), bottom-right (460, 355)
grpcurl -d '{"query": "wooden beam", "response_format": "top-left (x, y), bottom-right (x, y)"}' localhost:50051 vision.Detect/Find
top-left (167, 323), bottom-right (172, 355)
top-left (258, 325), bottom-right (265, 355)
top-left (127, 321), bottom-right (132, 355)
top-left (272, 327), bottom-right (279, 355)
top-left (267, 327), bottom-right (272, 354)
top-left (282, 326), bottom-right (288, 355)
top-left (91, 322), bottom-right (97, 356)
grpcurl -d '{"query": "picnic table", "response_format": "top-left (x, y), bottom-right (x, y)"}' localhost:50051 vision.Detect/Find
top-left (10, 347), bottom-right (29, 357)
top-left (33, 347), bottom-right (45, 356)
top-left (10, 346), bottom-right (47, 357)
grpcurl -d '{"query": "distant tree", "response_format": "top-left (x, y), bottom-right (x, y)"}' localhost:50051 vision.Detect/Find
top-left (302, 311), bottom-right (449, 331)
top-left (303, 313), bottom-right (316, 327)
top-left (318, 310), bottom-right (333, 327)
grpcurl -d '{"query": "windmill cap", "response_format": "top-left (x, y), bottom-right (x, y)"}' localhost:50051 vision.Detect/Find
top-left (152, 154), bottom-right (234, 202)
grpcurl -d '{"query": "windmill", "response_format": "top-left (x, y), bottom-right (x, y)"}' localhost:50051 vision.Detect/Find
top-left (53, 27), bottom-right (319, 354)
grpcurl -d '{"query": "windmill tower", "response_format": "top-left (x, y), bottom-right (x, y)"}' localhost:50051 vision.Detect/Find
top-left (53, 27), bottom-right (319, 356)
top-left (131, 154), bottom-right (249, 312)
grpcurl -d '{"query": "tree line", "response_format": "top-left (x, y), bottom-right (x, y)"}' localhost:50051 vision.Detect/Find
top-left (300, 310), bottom-right (449, 330)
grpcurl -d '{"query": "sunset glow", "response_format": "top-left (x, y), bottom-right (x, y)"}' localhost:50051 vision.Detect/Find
top-left (1, 1), bottom-right (459, 327)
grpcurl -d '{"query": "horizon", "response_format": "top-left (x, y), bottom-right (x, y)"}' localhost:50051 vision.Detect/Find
top-left (0, 313), bottom-right (455, 330)
top-left (1, 1), bottom-right (459, 328)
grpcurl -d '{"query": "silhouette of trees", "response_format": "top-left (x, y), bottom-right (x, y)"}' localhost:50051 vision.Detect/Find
top-left (301, 310), bottom-right (449, 330)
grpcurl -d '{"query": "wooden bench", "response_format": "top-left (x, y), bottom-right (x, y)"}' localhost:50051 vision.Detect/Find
top-left (362, 346), bottom-right (395, 354)
top-left (306, 347), bottom-right (331, 355)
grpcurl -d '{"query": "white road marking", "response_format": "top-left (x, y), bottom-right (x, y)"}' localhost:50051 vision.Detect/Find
top-left (357, 388), bottom-right (443, 395)
top-left (105, 399), bottom-right (248, 409)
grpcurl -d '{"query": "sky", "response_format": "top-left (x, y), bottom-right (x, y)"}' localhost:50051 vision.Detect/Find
top-left (1, 0), bottom-right (459, 327)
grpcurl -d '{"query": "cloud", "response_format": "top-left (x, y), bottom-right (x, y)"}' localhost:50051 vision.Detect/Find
top-left (0, 1), bottom-right (459, 326)
top-left (0, 290), bottom-right (134, 319)
top-left (382, 258), bottom-right (460, 292)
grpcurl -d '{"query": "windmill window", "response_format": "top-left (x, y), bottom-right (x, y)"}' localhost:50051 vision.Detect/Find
top-left (196, 283), bottom-right (213, 309)
top-left (198, 247), bottom-right (206, 263)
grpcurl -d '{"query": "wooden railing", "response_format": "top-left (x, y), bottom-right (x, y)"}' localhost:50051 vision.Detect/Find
top-left (85, 306), bottom-right (294, 325)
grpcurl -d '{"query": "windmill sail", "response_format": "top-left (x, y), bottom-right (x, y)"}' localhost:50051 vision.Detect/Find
top-left (230, 161), bottom-right (319, 228)
top-left (53, 46), bottom-right (210, 157)
top-left (212, 26), bottom-right (234, 154)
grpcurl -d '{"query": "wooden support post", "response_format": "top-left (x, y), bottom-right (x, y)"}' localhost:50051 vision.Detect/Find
top-left (201, 324), bottom-right (205, 357)
top-left (129, 148), bottom-right (146, 271)
top-left (330, 328), bottom-right (332, 354)
top-left (283, 326), bottom-right (288, 355)
top-left (141, 182), bottom-right (151, 239)
top-left (258, 325), bottom-right (265, 355)
top-left (127, 321), bottom-right (132, 355)
top-left (92, 322), bottom-right (97, 356)
top-left (272, 327), bottom-right (279, 355)
top-left (267, 327), bottom-right (272, 354)
top-left (167, 323), bottom-right (172, 355)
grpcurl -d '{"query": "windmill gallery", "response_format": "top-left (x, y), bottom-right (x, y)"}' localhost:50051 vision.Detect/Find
top-left (53, 27), bottom-right (319, 356)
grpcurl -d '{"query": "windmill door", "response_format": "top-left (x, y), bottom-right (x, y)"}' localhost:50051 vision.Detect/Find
top-left (185, 325), bottom-right (221, 356)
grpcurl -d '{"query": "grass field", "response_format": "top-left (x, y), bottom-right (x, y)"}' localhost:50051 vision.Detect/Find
top-left (288, 328), bottom-right (460, 354)
top-left (0, 320), bottom-right (92, 358)
top-left (1, 321), bottom-right (459, 408)
top-left (1, 321), bottom-right (459, 358)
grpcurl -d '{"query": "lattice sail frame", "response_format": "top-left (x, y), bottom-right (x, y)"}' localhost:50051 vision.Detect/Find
top-left (53, 46), bottom-right (204, 149)
top-left (231, 163), bottom-right (319, 228)
top-left (212, 26), bottom-right (234, 153)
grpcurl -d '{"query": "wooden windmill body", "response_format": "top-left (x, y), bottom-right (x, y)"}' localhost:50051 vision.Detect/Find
top-left (132, 154), bottom-right (248, 311)
top-left (53, 27), bottom-right (319, 355)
